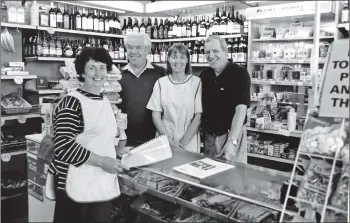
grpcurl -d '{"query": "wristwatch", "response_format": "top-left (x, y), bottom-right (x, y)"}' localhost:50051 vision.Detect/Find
top-left (228, 138), bottom-right (238, 146)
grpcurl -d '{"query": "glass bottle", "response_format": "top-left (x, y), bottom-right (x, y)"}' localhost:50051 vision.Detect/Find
top-left (56, 4), bottom-right (63, 28)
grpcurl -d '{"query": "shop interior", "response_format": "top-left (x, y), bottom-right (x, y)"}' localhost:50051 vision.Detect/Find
top-left (0, 0), bottom-right (349, 222)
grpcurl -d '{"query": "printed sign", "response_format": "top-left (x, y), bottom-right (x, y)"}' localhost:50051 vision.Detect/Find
top-left (246, 1), bottom-right (332, 20)
top-left (319, 39), bottom-right (349, 118)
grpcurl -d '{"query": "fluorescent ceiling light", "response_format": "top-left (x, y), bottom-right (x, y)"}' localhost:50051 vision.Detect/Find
top-left (145, 1), bottom-right (225, 13)
top-left (246, 1), bottom-right (262, 4)
top-left (82, 1), bottom-right (144, 13)
top-left (55, 1), bottom-right (126, 13)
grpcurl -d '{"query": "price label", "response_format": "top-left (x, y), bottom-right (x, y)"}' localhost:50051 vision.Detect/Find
top-left (1, 119), bottom-right (5, 126)
top-left (271, 59), bottom-right (276, 63)
top-left (14, 76), bottom-right (23, 84)
top-left (298, 59), bottom-right (304, 63)
top-left (1, 153), bottom-right (11, 162)
top-left (47, 28), bottom-right (55, 35)
top-left (297, 81), bottom-right (304, 86)
top-left (18, 115), bottom-right (27, 124)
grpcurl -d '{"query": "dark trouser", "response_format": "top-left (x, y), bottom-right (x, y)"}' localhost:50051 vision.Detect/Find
top-left (53, 178), bottom-right (113, 223)
top-left (203, 127), bottom-right (247, 164)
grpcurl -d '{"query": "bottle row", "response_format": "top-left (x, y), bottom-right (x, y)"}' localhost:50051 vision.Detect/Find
top-left (28, 1), bottom-right (248, 38)
top-left (23, 32), bottom-right (248, 63)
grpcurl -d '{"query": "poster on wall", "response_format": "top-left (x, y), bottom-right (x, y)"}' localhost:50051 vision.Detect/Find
top-left (319, 39), bottom-right (349, 118)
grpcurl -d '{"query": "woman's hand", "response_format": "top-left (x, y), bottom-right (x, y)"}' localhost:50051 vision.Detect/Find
top-left (169, 138), bottom-right (185, 150)
top-left (100, 157), bottom-right (129, 174)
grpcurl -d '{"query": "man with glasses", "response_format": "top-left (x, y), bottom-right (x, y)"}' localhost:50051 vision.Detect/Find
top-left (119, 32), bottom-right (165, 144)
top-left (200, 36), bottom-right (251, 164)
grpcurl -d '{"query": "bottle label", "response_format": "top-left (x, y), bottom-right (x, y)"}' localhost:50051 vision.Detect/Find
top-left (115, 21), bottom-right (121, 29)
top-left (105, 22), bottom-right (110, 32)
top-left (103, 44), bottom-right (108, 50)
top-left (232, 24), bottom-right (239, 34)
top-left (219, 24), bottom-right (227, 34)
top-left (213, 24), bottom-right (219, 33)
top-left (57, 14), bottom-right (63, 23)
top-left (191, 26), bottom-right (197, 37)
top-left (154, 55), bottom-right (160, 63)
top-left (237, 52), bottom-right (244, 62)
top-left (198, 54), bottom-right (204, 63)
top-left (109, 20), bottom-right (115, 28)
top-left (133, 27), bottom-right (139, 33)
top-left (114, 51), bottom-right (119, 59)
top-left (119, 49), bottom-right (124, 59)
top-left (227, 53), bottom-right (232, 59)
top-left (227, 22), bottom-right (234, 34)
top-left (126, 28), bottom-right (132, 35)
top-left (177, 27), bottom-right (182, 37)
top-left (16, 8), bottom-right (25, 23)
top-left (199, 27), bottom-right (206, 36)
top-left (8, 7), bottom-right (17, 23)
top-left (140, 27), bottom-right (145, 33)
top-left (36, 45), bottom-right (43, 56)
top-left (186, 29), bottom-right (191, 37)
top-left (65, 49), bottom-right (73, 57)
top-left (94, 19), bottom-right (99, 31)
top-left (50, 13), bottom-right (56, 27)
top-left (86, 43), bottom-right (91, 47)
top-left (43, 47), bottom-right (49, 55)
top-left (160, 52), bottom-right (166, 62)
top-left (244, 21), bottom-right (249, 33)
top-left (192, 54), bottom-right (198, 63)
top-left (56, 48), bottom-right (62, 56)
top-left (109, 51), bottom-right (114, 59)
top-left (181, 27), bottom-right (186, 37)
top-left (342, 10), bottom-right (349, 23)
top-left (232, 53), bottom-right (238, 62)
top-left (76, 49), bottom-right (82, 56)
top-left (64, 16), bottom-right (69, 28)
top-left (99, 21), bottom-right (104, 32)
top-left (76, 17), bottom-right (81, 29)
top-left (82, 17), bottom-right (88, 30)
top-left (49, 47), bottom-right (56, 56)
top-left (88, 18), bottom-right (93, 30)
top-left (147, 54), bottom-right (154, 62)
top-left (243, 52), bottom-right (247, 62)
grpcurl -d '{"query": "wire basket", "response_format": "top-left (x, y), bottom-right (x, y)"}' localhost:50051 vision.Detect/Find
top-left (1, 104), bottom-right (41, 115)
top-left (1, 89), bottom-right (38, 115)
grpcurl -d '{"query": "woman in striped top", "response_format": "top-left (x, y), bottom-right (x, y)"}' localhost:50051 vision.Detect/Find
top-left (48, 48), bottom-right (128, 223)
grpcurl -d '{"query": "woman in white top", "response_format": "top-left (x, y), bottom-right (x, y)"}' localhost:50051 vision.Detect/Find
top-left (147, 43), bottom-right (202, 153)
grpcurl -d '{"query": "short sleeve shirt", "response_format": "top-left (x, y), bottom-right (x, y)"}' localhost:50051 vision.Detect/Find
top-left (200, 62), bottom-right (251, 134)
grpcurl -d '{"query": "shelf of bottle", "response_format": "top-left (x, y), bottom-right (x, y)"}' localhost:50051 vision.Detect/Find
top-left (250, 58), bottom-right (326, 64)
top-left (24, 56), bottom-right (127, 63)
top-left (247, 152), bottom-right (300, 165)
top-left (0, 22), bottom-right (37, 30)
top-left (251, 79), bottom-right (313, 87)
top-left (246, 126), bottom-right (302, 138)
top-left (36, 26), bottom-right (125, 38)
top-left (1, 75), bottom-right (37, 80)
top-left (252, 36), bottom-right (334, 42)
top-left (152, 34), bottom-right (247, 43)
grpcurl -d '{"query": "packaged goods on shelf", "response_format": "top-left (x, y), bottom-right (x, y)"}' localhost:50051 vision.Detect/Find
top-left (175, 212), bottom-right (221, 223)
top-left (59, 66), bottom-right (77, 80)
top-left (1, 171), bottom-right (27, 197)
top-left (330, 165), bottom-right (349, 211)
top-left (1, 92), bottom-right (32, 114)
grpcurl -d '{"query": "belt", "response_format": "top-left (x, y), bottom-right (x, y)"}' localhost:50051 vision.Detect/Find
top-left (206, 130), bottom-right (229, 137)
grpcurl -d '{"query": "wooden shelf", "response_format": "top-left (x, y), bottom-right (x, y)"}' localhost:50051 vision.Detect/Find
top-left (251, 79), bottom-right (313, 87)
top-left (252, 36), bottom-right (334, 42)
top-left (1, 75), bottom-right (37, 80)
top-left (247, 152), bottom-right (298, 164)
top-left (251, 59), bottom-right (326, 64)
top-left (246, 126), bottom-right (302, 138)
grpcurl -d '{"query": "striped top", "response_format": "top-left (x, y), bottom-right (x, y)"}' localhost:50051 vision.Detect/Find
top-left (48, 88), bottom-right (103, 190)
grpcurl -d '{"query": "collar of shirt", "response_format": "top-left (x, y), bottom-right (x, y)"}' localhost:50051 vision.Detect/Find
top-left (122, 59), bottom-right (154, 78)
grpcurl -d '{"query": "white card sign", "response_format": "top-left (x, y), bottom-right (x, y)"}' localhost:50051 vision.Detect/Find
top-left (319, 39), bottom-right (349, 118)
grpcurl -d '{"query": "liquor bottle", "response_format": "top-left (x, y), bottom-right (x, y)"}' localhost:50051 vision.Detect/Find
top-left (181, 18), bottom-right (187, 37)
top-left (227, 38), bottom-right (232, 60)
top-left (93, 10), bottom-right (99, 32)
top-left (56, 34), bottom-right (62, 57)
top-left (198, 40), bottom-right (205, 63)
top-left (108, 40), bottom-right (114, 59)
top-left (192, 40), bottom-right (199, 63)
top-left (237, 37), bottom-right (245, 62)
top-left (232, 38), bottom-right (238, 62)
top-left (30, 0), bottom-right (39, 26)
top-left (198, 16), bottom-right (205, 37)
top-left (56, 4), bottom-right (63, 28)
top-left (102, 38), bottom-right (108, 51)
top-left (191, 16), bottom-right (197, 37)
top-left (115, 13), bottom-right (121, 34)
top-left (206, 16), bottom-right (211, 36)
top-left (160, 43), bottom-right (166, 63)
top-left (69, 7), bottom-right (74, 30)
top-left (114, 40), bottom-right (119, 59)
top-left (153, 18), bottom-right (158, 39)
top-left (243, 16), bottom-right (248, 35)
top-left (87, 9), bottom-right (94, 31)
top-left (63, 39), bottom-right (73, 57)
top-left (146, 18), bottom-right (152, 37)
top-left (108, 12), bottom-right (115, 34)
top-left (176, 16), bottom-right (182, 38)
top-left (83, 36), bottom-right (90, 47)
top-left (75, 40), bottom-right (83, 56)
top-left (126, 17), bottom-right (133, 35)
top-left (133, 18), bottom-right (139, 33)
top-left (31, 35), bottom-right (37, 56)
top-left (186, 15), bottom-right (192, 37)
top-left (242, 37), bottom-right (247, 63)
top-left (188, 42), bottom-right (193, 59)
top-left (226, 10), bottom-right (233, 34)
top-left (42, 33), bottom-right (49, 57)
top-left (213, 8), bottom-right (220, 35)
top-left (232, 7), bottom-right (238, 35)
top-left (49, 35), bottom-right (56, 57)
top-left (159, 19), bottom-right (164, 39)
top-left (39, 5), bottom-right (49, 27)
top-left (122, 19), bottom-right (127, 36)
top-left (154, 44), bottom-right (160, 63)
top-left (91, 37), bottom-right (96, 48)
top-left (164, 19), bottom-right (169, 39)
top-left (49, 2), bottom-right (56, 28)
top-left (147, 46), bottom-right (154, 62)
top-left (171, 17), bottom-right (177, 38)
top-left (96, 38), bottom-right (101, 48)
top-left (99, 11), bottom-right (105, 32)
top-left (63, 5), bottom-right (70, 29)
top-left (81, 8), bottom-right (88, 31)
top-left (104, 11), bottom-right (110, 33)
top-left (36, 31), bottom-right (43, 56)
top-left (168, 18), bottom-right (173, 38)
top-left (74, 6), bottom-right (81, 30)
top-left (71, 40), bottom-right (77, 57)
top-left (237, 12), bottom-right (243, 35)
top-left (342, 2), bottom-right (349, 23)
top-left (219, 7), bottom-right (227, 35)
top-left (119, 39), bottom-right (125, 60)
top-left (23, 37), bottom-right (30, 57)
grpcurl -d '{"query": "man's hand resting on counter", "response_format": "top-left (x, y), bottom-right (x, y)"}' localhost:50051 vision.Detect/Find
top-left (216, 142), bottom-right (237, 161)
top-left (87, 153), bottom-right (129, 174)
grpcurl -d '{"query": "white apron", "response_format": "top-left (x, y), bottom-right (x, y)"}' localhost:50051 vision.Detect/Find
top-left (65, 91), bottom-right (120, 203)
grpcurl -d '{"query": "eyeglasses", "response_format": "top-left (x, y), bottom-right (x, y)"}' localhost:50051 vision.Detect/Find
top-left (126, 45), bottom-right (146, 52)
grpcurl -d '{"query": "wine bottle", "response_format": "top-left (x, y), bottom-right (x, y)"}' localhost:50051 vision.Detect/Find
top-left (99, 10), bottom-right (105, 32)
top-left (74, 6), bottom-right (81, 30)
top-left (81, 8), bottom-right (88, 31)
top-left (63, 5), bottom-right (70, 29)
top-left (146, 18), bottom-right (152, 37)
top-left (87, 8), bottom-right (94, 31)
top-left (133, 18), bottom-right (139, 33)
top-left (93, 10), bottom-right (99, 32)
top-left (49, 2), bottom-right (56, 28)
top-left (56, 34), bottom-right (62, 57)
top-left (104, 11), bottom-right (110, 33)
top-left (56, 3), bottom-right (63, 28)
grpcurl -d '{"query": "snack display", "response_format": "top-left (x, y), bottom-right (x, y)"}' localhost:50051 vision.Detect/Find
top-left (296, 159), bottom-right (340, 212)
top-left (1, 92), bottom-right (32, 114)
top-left (299, 117), bottom-right (347, 156)
top-left (330, 165), bottom-right (349, 211)
top-left (176, 213), bottom-right (221, 223)
top-left (1, 171), bottom-right (27, 197)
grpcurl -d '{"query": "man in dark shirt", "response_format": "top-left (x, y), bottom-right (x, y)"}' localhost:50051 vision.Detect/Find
top-left (119, 33), bottom-right (165, 144)
top-left (200, 36), bottom-right (251, 163)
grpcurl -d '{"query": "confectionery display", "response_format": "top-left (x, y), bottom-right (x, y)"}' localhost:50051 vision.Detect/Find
top-left (330, 165), bottom-right (349, 211)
